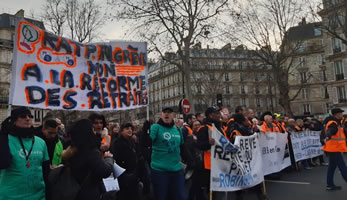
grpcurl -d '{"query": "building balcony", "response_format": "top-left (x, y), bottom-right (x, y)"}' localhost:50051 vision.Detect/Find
top-left (0, 39), bottom-right (13, 48)
top-left (333, 47), bottom-right (342, 54)
top-left (335, 74), bottom-right (344, 80)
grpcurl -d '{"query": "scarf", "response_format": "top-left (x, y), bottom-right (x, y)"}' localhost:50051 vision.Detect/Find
top-left (10, 126), bottom-right (36, 138)
top-left (158, 118), bottom-right (175, 128)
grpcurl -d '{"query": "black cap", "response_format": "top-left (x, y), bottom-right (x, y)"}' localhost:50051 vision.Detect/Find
top-left (331, 108), bottom-right (344, 115)
top-left (162, 106), bottom-right (174, 112)
top-left (205, 107), bottom-right (219, 118)
top-left (11, 107), bottom-right (32, 121)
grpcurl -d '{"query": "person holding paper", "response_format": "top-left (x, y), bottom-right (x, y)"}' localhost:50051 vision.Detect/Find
top-left (59, 119), bottom-right (114, 200)
top-left (111, 123), bottom-right (140, 200)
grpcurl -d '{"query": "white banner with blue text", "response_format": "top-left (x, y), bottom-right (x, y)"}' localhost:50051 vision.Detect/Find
top-left (210, 126), bottom-right (264, 192)
top-left (290, 131), bottom-right (323, 162)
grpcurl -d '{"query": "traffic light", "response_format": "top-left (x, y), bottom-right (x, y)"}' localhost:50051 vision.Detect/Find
top-left (217, 94), bottom-right (223, 107)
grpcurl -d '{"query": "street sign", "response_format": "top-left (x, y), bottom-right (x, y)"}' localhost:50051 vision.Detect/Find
top-left (181, 99), bottom-right (191, 114)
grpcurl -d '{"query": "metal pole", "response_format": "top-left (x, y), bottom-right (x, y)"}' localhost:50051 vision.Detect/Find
top-left (146, 106), bottom-right (149, 120)
top-left (7, 104), bottom-right (11, 116)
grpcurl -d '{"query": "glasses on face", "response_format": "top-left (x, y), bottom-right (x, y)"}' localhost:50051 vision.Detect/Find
top-left (18, 114), bottom-right (33, 119)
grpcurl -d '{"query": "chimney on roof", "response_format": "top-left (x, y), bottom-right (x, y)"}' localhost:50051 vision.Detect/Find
top-left (299, 17), bottom-right (306, 26)
top-left (207, 45), bottom-right (210, 49)
top-left (222, 43), bottom-right (231, 50)
top-left (193, 42), bottom-right (201, 49)
top-left (15, 9), bottom-right (24, 17)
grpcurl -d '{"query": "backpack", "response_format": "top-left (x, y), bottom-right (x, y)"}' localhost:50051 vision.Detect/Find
top-left (48, 166), bottom-right (89, 200)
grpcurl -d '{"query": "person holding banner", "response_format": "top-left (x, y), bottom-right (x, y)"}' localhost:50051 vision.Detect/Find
top-left (322, 108), bottom-right (347, 191)
top-left (150, 106), bottom-right (186, 200)
top-left (196, 107), bottom-right (226, 200)
top-left (228, 114), bottom-right (268, 200)
top-left (260, 114), bottom-right (280, 133)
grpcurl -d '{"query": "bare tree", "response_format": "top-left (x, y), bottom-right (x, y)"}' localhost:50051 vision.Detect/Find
top-left (42, 0), bottom-right (66, 36)
top-left (42, 0), bottom-right (106, 42)
top-left (108, 0), bottom-right (230, 113)
top-left (229, 0), bottom-right (313, 116)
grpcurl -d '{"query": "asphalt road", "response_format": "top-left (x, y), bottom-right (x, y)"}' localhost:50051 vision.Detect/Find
top-left (235, 154), bottom-right (347, 200)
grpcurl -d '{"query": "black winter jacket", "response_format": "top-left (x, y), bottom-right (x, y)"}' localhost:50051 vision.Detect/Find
top-left (62, 147), bottom-right (114, 200)
top-left (111, 136), bottom-right (138, 174)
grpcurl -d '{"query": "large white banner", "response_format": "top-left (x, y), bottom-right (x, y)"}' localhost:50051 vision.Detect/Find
top-left (210, 126), bottom-right (264, 191)
top-left (11, 20), bottom-right (148, 111)
top-left (258, 133), bottom-right (291, 176)
top-left (290, 131), bottom-right (323, 162)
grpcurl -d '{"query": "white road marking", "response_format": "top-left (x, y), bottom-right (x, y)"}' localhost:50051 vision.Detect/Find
top-left (266, 180), bottom-right (310, 185)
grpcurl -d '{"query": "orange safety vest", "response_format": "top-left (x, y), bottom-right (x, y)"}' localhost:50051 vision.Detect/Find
top-left (273, 122), bottom-right (284, 133)
top-left (260, 122), bottom-right (280, 133)
top-left (101, 135), bottom-right (111, 158)
top-left (184, 125), bottom-right (193, 135)
top-left (232, 129), bottom-right (242, 137)
top-left (281, 122), bottom-right (286, 131)
top-left (102, 135), bottom-right (111, 147)
top-left (322, 121), bottom-right (347, 152)
top-left (223, 118), bottom-right (235, 133)
top-left (202, 124), bottom-right (228, 170)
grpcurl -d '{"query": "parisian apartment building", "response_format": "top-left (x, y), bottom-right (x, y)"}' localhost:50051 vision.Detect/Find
top-left (148, 44), bottom-right (279, 119)
top-left (318, 0), bottom-right (347, 112)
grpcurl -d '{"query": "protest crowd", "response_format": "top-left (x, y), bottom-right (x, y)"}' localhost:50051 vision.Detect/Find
top-left (1, 104), bottom-right (347, 200)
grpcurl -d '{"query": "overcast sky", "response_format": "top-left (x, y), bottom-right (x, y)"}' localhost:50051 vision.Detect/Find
top-left (0, 0), bottom-right (126, 42)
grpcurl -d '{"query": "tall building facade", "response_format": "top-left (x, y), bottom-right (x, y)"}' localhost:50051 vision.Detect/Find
top-left (318, 0), bottom-right (347, 112)
top-left (287, 20), bottom-right (330, 116)
top-left (148, 44), bottom-right (279, 119)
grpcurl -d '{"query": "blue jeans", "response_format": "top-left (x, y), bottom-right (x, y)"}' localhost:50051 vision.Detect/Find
top-left (151, 169), bottom-right (186, 200)
top-left (327, 152), bottom-right (347, 187)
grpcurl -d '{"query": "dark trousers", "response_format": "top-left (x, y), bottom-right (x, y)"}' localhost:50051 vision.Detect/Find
top-left (151, 169), bottom-right (185, 200)
top-left (188, 168), bottom-right (210, 200)
top-left (326, 152), bottom-right (347, 187)
top-left (118, 172), bottom-right (140, 200)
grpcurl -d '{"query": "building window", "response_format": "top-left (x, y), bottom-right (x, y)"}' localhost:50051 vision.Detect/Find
top-left (209, 72), bottom-right (215, 80)
top-left (302, 88), bottom-right (309, 100)
top-left (324, 87), bottom-right (329, 99)
top-left (332, 37), bottom-right (342, 53)
top-left (225, 86), bottom-right (230, 94)
top-left (197, 85), bottom-right (202, 94)
top-left (300, 72), bottom-right (308, 83)
top-left (241, 86), bottom-right (246, 94)
top-left (241, 98), bottom-right (247, 106)
top-left (240, 73), bottom-right (244, 82)
top-left (255, 86), bottom-right (260, 94)
top-left (268, 86), bottom-right (272, 95)
top-left (224, 73), bottom-right (229, 81)
top-left (299, 57), bottom-right (305, 67)
top-left (9, 17), bottom-right (15, 27)
top-left (334, 60), bottom-right (344, 80)
top-left (320, 55), bottom-right (326, 65)
top-left (303, 104), bottom-right (311, 114)
top-left (321, 69), bottom-right (327, 81)
top-left (254, 73), bottom-right (259, 82)
top-left (256, 98), bottom-right (261, 107)
top-left (337, 86), bottom-right (347, 103)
